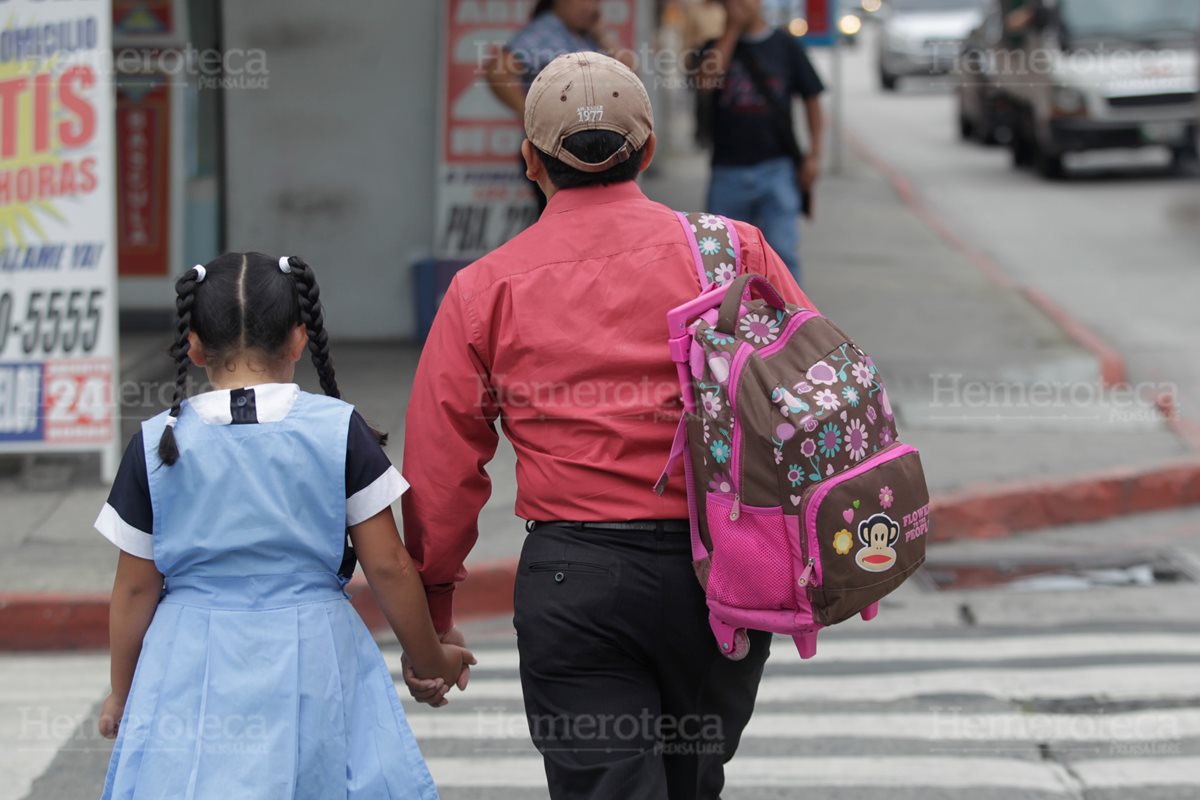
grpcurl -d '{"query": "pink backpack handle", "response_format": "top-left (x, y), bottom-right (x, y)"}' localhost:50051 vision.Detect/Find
top-left (715, 274), bottom-right (789, 334)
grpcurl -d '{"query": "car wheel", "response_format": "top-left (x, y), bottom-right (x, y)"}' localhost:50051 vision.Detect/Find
top-left (880, 66), bottom-right (898, 91)
top-left (1170, 145), bottom-right (1199, 173)
top-left (1011, 129), bottom-right (1033, 168)
top-left (959, 114), bottom-right (974, 141)
top-left (1033, 141), bottom-right (1066, 180)
top-left (977, 106), bottom-right (1000, 145)
top-left (1010, 107), bottom-right (1036, 168)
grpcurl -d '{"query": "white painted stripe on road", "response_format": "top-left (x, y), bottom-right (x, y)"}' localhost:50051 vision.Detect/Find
top-left (398, 665), bottom-right (1200, 703)
top-left (404, 709), bottom-right (1200, 743)
top-left (384, 633), bottom-right (1200, 672)
top-left (0, 654), bottom-right (109, 800)
top-left (1073, 757), bottom-right (1200, 788)
top-left (423, 756), bottom-right (1079, 792)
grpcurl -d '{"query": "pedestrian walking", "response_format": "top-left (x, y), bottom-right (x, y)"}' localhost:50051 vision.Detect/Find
top-left (486, 0), bottom-right (636, 214)
top-left (94, 253), bottom-right (473, 798)
top-left (698, 0), bottom-right (825, 285)
top-left (400, 52), bottom-right (815, 799)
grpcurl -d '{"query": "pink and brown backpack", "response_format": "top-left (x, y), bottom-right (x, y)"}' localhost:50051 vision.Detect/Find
top-left (657, 212), bottom-right (931, 661)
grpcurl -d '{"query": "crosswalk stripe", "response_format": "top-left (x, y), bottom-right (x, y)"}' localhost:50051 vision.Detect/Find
top-left (403, 708), bottom-right (1200, 742)
top-left (422, 755), bottom-right (1080, 791)
top-left (383, 632), bottom-right (1200, 673)
top-left (423, 755), bottom-right (1200, 791)
top-left (399, 664), bottom-right (1200, 703)
top-left (1073, 757), bottom-right (1200, 788)
top-left (0, 654), bottom-right (109, 800)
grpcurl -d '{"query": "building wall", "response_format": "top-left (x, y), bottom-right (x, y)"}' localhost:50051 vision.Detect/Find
top-left (222, 0), bottom-right (438, 339)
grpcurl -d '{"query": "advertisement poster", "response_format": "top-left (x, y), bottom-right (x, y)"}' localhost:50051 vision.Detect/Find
top-left (115, 76), bottom-right (171, 276)
top-left (435, 0), bottom-right (640, 260)
top-left (0, 0), bottom-right (120, 475)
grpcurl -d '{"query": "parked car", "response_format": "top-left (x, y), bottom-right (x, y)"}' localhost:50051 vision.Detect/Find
top-left (877, 0), bottom-right (989, 90)
top-left (998, 0), bottom-right (1200, 178)
top-left (955, 5), bottom-right (1014, 143)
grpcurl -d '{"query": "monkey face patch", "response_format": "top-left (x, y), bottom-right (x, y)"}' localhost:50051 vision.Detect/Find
top-left (854, 513), bottom-right (899, 573)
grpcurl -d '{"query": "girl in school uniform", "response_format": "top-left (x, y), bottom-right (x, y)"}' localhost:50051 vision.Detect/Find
top-left (93, 252), bottom-right (471, 799)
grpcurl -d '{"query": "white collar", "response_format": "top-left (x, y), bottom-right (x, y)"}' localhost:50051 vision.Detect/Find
top-left (187, 383), bottom-right (301, 425)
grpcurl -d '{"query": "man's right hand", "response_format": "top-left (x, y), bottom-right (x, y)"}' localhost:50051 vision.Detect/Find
top-left (403, 625), bottom-right (472, 707)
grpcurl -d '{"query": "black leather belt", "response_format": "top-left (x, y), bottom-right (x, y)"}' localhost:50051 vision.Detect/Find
top-left (526, 519), bottom-right (691, 534)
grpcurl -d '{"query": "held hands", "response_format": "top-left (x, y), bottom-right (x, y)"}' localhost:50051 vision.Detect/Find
top-left (403, 626), bottom-right (476, 708)
top-left (98, 693), bottom-right (125, 739)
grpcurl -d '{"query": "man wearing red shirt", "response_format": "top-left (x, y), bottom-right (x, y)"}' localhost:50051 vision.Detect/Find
top-left (402, 52), bottom-right (810, 798)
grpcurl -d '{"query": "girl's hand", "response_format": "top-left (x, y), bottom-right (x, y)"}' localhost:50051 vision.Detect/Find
top-left (98, 693), bottom-right (125, 739)
top-left (402, 626), bottom-right (474, 707)
top-left (435, 643), bottom-right (477, 689)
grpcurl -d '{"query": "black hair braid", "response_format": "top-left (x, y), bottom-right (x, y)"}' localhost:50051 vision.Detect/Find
top-left (284, 255), bottom-right (387, 446)
top-left (286, 256), bottom-right (341, 400)
top-left (157, 268), bottom-right (201, 465)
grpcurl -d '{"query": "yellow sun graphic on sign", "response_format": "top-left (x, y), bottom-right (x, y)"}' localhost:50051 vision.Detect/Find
top-left (0, 29), bottom-right (68, 246)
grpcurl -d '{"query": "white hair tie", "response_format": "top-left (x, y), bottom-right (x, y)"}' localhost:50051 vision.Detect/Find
top-left (165, 415), bottom-right (178, 428)
top-left (193, 264), bottom-right (206, 283)
top-left (279, 256), bottom-right (293, 273)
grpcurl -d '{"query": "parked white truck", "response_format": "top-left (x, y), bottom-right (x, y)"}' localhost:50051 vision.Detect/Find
top-left (996, 0), bottom-right (1199, 178)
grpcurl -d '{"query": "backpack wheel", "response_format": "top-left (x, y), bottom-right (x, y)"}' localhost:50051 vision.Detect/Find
top-left (710, 614), bottom-right (750, 661)
top-left (723, 628), bottom-right (751, 661)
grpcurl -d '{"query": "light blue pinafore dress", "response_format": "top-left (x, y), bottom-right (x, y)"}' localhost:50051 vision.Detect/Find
top-left (102, 392), bottom-right (437, 799)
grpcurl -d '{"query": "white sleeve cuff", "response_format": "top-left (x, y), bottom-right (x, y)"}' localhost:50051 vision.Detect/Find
top-left (346, 466), bottom-right (409, 526)
top-left (94, 503), bottom-right (154, 560)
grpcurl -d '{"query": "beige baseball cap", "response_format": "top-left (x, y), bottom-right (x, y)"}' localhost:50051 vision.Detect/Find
top-left (524, 52), bottom-right (653, 174)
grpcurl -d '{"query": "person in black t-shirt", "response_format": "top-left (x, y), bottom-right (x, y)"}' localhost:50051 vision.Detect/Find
top-left (698, 0), bottom-right (825, 285)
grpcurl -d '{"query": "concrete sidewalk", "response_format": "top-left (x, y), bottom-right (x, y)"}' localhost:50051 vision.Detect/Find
top-left (1, 142), bottom-right (1196, 640)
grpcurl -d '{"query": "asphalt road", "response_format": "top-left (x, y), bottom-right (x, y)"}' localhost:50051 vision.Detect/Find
top-left (815, 28), bottom-right (1200, 425)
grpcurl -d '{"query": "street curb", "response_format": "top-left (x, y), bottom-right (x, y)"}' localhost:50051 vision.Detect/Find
top-left (345, 559), bottom-right (517, 634)
top-left (7, 456), bottom-right (1200, 648)
top-left (930, 457), bottom-right (1200, 541)
top-left (0, 592), bottom-right (111, 651)
top-left (0, 561), bottom-right (518, 652)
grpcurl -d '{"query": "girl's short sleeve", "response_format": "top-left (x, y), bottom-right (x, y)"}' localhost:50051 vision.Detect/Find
top-left (94, 432), bottom-right (154, 559)
top-left (345, 411), bottom-right (409, 526)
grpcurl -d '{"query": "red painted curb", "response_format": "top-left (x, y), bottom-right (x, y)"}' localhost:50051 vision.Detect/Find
top-left (7, 456), bottom-right (1200, 649)
top-left (932, 457), bottom-right (1200, 540)
top-left (0, 560), bottom-right (517, 652)
top-left (346, 559), bottom-right (517, 634)
top-left (1018, 287), bottom-right (1127, 387)
top-left (0, 593), bottom-right (111, 651)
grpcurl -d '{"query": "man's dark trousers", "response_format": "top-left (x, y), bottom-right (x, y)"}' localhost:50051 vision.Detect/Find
top-left (514, 521), bottom-right (772, 799)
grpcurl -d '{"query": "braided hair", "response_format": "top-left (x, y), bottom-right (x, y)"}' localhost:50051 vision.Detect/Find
top-left (284, 256), bottom-right (340, 400)
top-left (157, 267), bottom-right (202, 465)
top-left (156, 252), bottom-right (385, 466)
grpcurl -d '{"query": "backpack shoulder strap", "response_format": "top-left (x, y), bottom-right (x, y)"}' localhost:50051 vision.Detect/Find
top-left (674, 212), bottom-right (742, 291)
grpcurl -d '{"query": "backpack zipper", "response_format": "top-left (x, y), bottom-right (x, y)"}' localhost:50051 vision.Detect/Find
top-left (725, 311), bottom-right (820, 522)
top-left (797, 557), bottom-right (815, 587)
top-left (725, 343), bottom-right (754, 521)
top-left (798, 442), bottom-right (914, 588)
